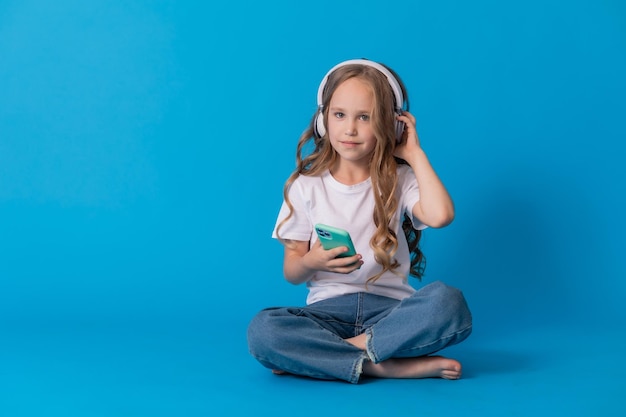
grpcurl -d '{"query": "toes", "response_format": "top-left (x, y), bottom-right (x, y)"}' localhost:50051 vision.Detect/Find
top-left (441, 370), bottom-right (461, 380)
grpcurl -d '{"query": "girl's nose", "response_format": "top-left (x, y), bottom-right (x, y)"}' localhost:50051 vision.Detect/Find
top-left (345, 121), bottom-right (357, 136)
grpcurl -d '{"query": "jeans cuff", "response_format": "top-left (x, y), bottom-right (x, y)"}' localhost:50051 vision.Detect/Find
top-left (364, 328), bottom-right (378, 363)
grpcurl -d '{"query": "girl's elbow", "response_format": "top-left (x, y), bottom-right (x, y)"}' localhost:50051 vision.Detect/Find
top-left (283, 268), bottom-right (298, 284)
top-left (283, 273), bottom-right (302, 285)
top-left (414, 201), bottom-right (455, 229)
top-left (428, 210), bottom-right (455, 228)
top-left (283, 267), bottom-right (309, 286)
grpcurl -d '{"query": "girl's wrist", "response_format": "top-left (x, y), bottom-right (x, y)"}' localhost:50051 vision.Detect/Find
top-left (405, 147), bottom-right (427, 168)
top-left (300, 253), bottom-right (317, 276)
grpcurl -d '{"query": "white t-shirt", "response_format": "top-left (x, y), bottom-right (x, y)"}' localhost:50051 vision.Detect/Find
top-left (272, 164), bottom-right (426, 305)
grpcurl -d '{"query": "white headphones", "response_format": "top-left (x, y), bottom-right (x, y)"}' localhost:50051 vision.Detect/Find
top-left (313, 59), bottom-right (407, 141)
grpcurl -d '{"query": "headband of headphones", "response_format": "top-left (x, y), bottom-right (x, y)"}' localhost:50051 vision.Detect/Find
top-left (316, 59), bottom-right (406, 113)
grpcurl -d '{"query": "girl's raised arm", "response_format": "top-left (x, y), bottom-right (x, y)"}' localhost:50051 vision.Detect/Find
top-left (395, 112), bottom-right (455, 228)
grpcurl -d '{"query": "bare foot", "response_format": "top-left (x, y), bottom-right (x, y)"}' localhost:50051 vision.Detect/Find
top-left (362, 355), bottom-right (462, 380)
top-left (344, 334), bottom-right (462, 380)
top-left (272, 369), bottom-right (286, 375)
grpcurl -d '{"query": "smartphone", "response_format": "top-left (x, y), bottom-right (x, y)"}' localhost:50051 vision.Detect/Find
top-left (314, 224), bottom-right (357, 258)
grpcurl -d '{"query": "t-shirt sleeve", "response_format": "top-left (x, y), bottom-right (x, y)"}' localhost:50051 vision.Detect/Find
top-left (271, 179), bottom-right (313, 242)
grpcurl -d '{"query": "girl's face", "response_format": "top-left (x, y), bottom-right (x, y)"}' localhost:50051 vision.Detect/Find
top-left (327, 77), bottom-right (377, 166)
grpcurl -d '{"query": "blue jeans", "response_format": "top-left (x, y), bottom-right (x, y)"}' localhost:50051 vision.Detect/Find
top-left (247, 281), bottom-right (472, 384)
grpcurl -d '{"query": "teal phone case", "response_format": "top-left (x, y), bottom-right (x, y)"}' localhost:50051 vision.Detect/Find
top-left (314, 224), bottom-right (357, 257)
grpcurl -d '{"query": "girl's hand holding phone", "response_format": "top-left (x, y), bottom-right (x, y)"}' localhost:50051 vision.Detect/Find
top-left (305, 240), bottom-right (363, 274)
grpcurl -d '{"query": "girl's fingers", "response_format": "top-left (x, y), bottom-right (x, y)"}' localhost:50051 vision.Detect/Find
top-left (328, 255), bottom-right (362, 273)
top-left (398, 112), bottom-right (416, 127)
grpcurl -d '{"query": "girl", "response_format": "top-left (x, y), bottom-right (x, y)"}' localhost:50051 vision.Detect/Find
top-left (247, 59), bottom-right (472, 384)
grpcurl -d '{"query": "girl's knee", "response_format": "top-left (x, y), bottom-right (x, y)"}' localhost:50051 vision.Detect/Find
top-left (247, 307), bottom-right (293, 355)
top-left (431, 281), bottom-right (464, 300)
top-left (427, 281), bottom-right (472, 325)
top-left (247, 309), bottom-right (275, 352)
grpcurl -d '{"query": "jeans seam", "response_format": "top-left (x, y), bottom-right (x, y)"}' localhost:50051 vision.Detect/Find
top-left (354, 292), bottom-right (364, 336)
top-left (251, 351), bottom-right (336, 380)
top-left (395, 323), bottom-right (473, 356)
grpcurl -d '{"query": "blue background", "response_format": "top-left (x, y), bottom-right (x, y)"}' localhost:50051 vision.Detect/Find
top-left (1, 0), bottom-right (625, 415)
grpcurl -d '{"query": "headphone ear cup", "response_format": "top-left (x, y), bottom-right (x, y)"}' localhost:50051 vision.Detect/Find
top-left (395, 117), bottom-right (405, 143)
top-left (315, 111), bottom-right (326, 138)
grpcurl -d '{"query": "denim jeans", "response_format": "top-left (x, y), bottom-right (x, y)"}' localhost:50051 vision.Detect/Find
top-left (247, 281), bottom-right (472, 384)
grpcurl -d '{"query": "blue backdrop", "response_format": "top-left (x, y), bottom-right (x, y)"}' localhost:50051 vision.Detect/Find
top-left (1, 1), bottom-right (625, 416)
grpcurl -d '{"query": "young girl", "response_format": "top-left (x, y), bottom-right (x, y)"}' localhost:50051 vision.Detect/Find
top-left (247, 59), bottom-right (472, 384)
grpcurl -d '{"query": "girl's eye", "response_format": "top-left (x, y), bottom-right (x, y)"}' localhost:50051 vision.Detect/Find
top-left (359, 114), bottom-right (370, 121)
top-left (333, 112), bottom-right (345, 119)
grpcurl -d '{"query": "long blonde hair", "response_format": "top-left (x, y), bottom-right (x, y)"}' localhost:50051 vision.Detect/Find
top-left (277, 63), bottom-right (425, 283)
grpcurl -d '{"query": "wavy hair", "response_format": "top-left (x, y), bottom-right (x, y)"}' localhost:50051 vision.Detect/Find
top-left (276, 62), bottom-right (425, 282)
